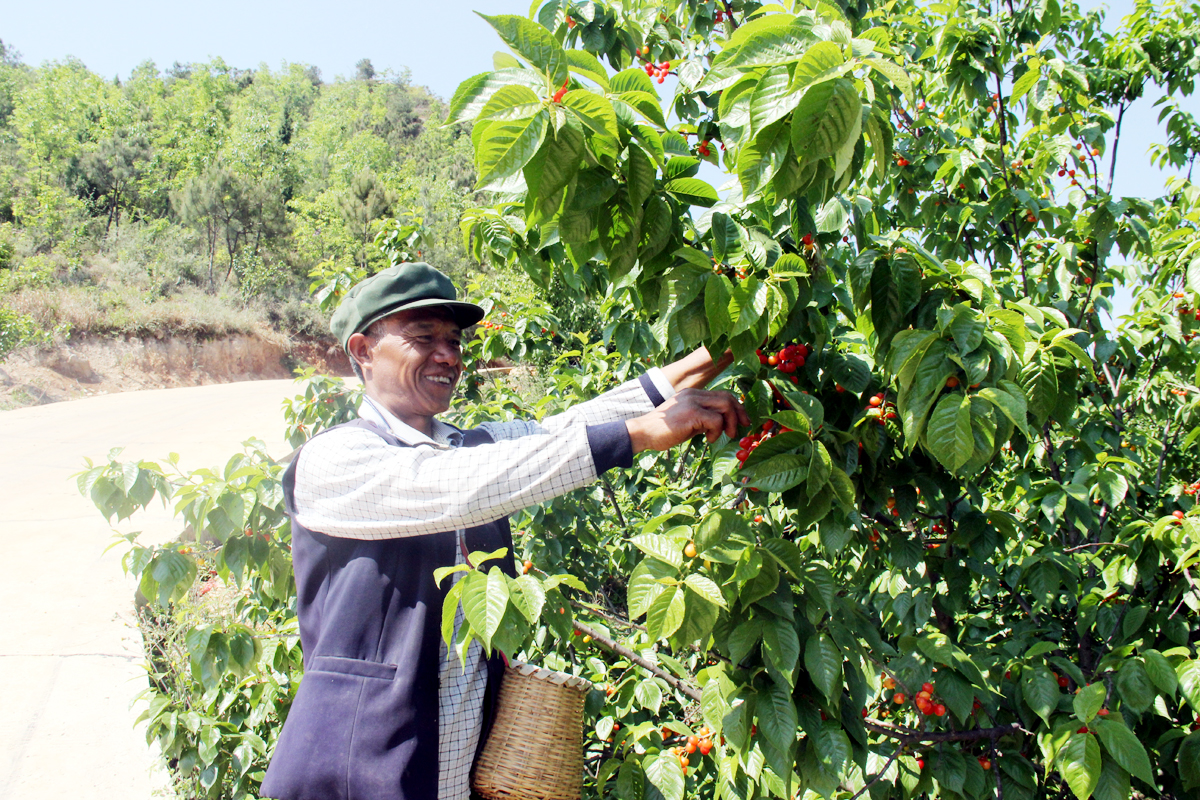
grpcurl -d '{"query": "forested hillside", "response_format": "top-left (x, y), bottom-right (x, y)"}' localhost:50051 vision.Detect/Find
top-left (0, 42), bottom-right (480, 359)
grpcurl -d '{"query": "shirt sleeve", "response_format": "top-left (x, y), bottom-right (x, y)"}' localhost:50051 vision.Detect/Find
top-left (478, 368), bottom-right (673, 443)
top-left (292, 421), bottom-right (632, 540)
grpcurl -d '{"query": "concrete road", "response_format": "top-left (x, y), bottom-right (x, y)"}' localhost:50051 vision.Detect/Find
top-left (0, 380), bottom-right (303, 800)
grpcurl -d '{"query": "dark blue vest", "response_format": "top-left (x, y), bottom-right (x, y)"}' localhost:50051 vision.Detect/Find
top-left (260, 419), bottom-right (515, 800)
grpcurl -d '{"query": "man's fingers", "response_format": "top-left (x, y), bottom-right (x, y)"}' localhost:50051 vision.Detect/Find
top-left (689, 407), bottom-right (727, 443)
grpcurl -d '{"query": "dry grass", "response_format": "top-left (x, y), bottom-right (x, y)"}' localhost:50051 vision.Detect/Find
top-left (7, 283), bottom-right (278, 343)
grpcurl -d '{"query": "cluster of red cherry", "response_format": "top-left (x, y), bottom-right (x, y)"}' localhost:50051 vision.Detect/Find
top-left (735, 421), bottom-right (778, 466)
top-left (865, 392), bottom-right (897, 424)
top-left (1184, 482), bottom-right (1200, 496)
top-left (714, 8), bottom-right (727, 22)
top-left (478, 320), bottom-right (504, 331)
top-left (912, 682), bottom-right (947, 717)
top-left (643, 59), bottom-right (671, 84)
top-left (756, 342), bottom-right (809, 373)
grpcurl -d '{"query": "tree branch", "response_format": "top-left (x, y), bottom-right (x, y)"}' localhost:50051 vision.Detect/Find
top-left (863, 720), bottom-right (1026, 744)
top-left (572, 619), bottom-right (702, 702)
top-left (1108, 100), bottom-right (1127, 194)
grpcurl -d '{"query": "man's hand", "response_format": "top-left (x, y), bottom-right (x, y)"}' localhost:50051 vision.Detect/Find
top-left (659, 346), bottom-right (734, 392)
top-left (625, 389), bottom-right (750, 454)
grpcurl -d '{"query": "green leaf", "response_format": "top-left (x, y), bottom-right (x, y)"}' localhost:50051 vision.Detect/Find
top-left (645, 750), bottom-right (685, 800)
top-left (1058, 733), bottom-right (1101, 800)
top-left (695, 508), bottom-right (748, 554)
top-left (484, 567), bottom-right (511, 645)
top-left (611, 67), bottom-right (654, 95)
top-left (978, 386), bottom-right (1031, 437)
top-left (477, 14), bottom-right (568, 85)
top-left (628, 557), bottom-right (675, 618)
top-left (1142, 649), bottom-right (1178, 696)
top-left (804, 633), bottom-right (842, 699)
top-left (619, 91), bottom-right (667, 128)
top-left (749, 453), bottom-right (810, 493)
top-left (511, 574), bottom-right (545, 622)
top-left (629, 533), bottom-right (684, 568)
top-left (1023, 666), bottom-right (1060, 725)
top-left (635, 679), bottom-right (664, 713)
top-left (1011, 66), bottom-right (1040, 102)
top-left (1116, 659), bottom-right (1154, 714)
top-left (724, 25), bottom-right (814, 68)
top-left (562, 90), bottom-right (619, 140)
top-left (459, 571), bottom-right (490, 649)
top-left (750, 65), bottom-right (803, 137)
top-left (625, 145), bottom-right (656, 208)
top-left (756, 682), bottom-right (799, 753)
top-left (665, 177), bottom-right (718, 207)
top-left (617, 760), bottom-right (645, 800)
top-left (762, 615), bottom-right (801, 677)
top-left (1073, 681), bottom-right (1107, 723)
top-left (1093, 756), bottom-right (1130, 800)
top-left (791, 78), bottom-right (861, 162)
top-left (478, 84), bottom-right (543, 121)
top-left (684, 574), bottom-right (728, 608)
top-left (761, 538), bottom-right (805, 578)
top-left (790, 41), bottom-right (848, 91)
top-left (706, 274), bottom-right (733, 339)
top-left (1091, 717), bottom-right (1156, 787)
top-left (1176, 658), bottom-right (1200, 713)
top-left (926, 393), bottom-right (974, 472)
top-left (646, 585), bottom-right (686, 641)
top-left (1179, 731), bottom-right (1200, 791)
top-left (475, 111), bottom-right (548, 189)
top-left (863, 57), bottom-right (913, 103)
top-left (565, 49), bottom-right (610, 90)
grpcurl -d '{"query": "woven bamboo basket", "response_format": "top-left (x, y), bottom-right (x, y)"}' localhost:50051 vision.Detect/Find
top-left (472, 661), bottom-right (592, 800)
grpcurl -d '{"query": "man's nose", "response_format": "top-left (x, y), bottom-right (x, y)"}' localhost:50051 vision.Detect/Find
top-left (432, 339), bottom-right (461, 365)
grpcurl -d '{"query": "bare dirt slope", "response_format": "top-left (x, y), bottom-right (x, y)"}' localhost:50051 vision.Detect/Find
top-left (0, 380), bottom-right (300, 800)
top-left (0, 333), bottom-right (350, 409)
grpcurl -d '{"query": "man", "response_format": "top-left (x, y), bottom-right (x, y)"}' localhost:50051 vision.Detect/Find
top-left (260, 262), bottom-right (746, 800)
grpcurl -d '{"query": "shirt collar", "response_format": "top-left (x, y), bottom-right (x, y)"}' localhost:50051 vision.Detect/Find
top-left (357, 396), bottom-right (463, 448)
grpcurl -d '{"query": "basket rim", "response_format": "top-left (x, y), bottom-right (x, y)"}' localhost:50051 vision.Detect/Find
top-left (507, 660), bottom-right (593, 690)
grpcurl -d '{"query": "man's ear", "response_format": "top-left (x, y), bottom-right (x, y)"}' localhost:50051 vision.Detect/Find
top-left (346, 332), bottom-right (373, 375)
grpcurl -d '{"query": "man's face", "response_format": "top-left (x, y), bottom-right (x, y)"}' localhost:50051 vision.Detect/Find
top-left (354, 307), bottom-right (464, 432)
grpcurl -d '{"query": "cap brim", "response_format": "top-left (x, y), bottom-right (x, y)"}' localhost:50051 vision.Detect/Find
top-left (360, 297), bottom-right (486, 332)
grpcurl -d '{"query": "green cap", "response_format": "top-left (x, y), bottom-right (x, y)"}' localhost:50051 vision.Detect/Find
top-left (330, 262), bottom-right (485, 351)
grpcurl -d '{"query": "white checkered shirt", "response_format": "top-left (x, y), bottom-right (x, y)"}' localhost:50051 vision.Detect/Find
top-left (291, 370), bottom-right (675, 800)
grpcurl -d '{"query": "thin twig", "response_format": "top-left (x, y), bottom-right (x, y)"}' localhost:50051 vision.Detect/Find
top-left (1013, 593), bottom-right (1042, 627)
top-left (572, 619), bottom-right (702, 702)
top-left (569, 598), bottom-right (646, 631)
top-left (599, 476), bottom-right (629, 531)
top-left (1154, 422), bottom-right (1178, 496)
top-left (850, 746), bottom-right (904, 800)
top-left (1063, 542), bottom-right (1127, 553)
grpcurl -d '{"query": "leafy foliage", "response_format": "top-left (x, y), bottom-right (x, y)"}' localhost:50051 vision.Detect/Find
top-left (78, 0), bottom-right (1200, 798)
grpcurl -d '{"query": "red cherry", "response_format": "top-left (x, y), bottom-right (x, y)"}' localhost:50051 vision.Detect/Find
top-left (921, 682), bottom-right (934, 694)
top-left (736, 449), bottom-right (749, 461)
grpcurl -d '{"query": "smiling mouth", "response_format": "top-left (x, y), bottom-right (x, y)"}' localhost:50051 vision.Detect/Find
top-left (426, 375), bottom-right (456, 386)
